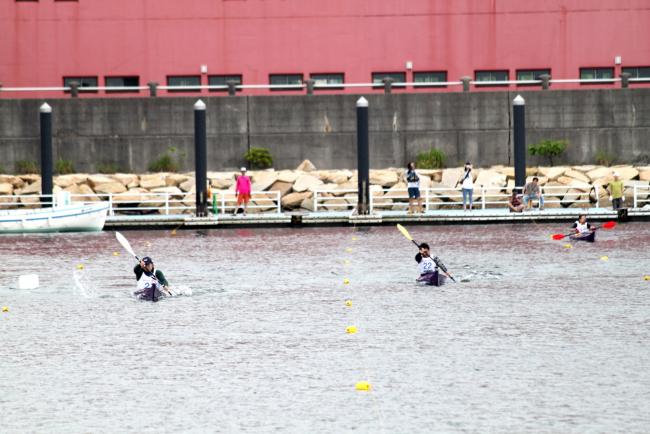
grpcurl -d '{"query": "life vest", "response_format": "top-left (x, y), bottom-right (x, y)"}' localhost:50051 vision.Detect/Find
top-left (574, 220), bottom-right (590, 233)
top-left (418, 256), bottom-right (438, 275)
top-left (136, 271), bottom-right (160, 301)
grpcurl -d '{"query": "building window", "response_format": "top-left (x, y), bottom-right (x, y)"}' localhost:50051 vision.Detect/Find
top-left (208, 75), bottom-right (242, 92)
top-left (413, 71), bottom-right (447, 88)
top-left (475, 70), bottom-right (509, 86)
top-left (63, 76), bottom-right (98, 93)
top-left (167, 76), bottom-right (201, 92)
top-left (372, 72), bottom-right (406, 88)
top-left (622, 66), bottom-right (650, 80)
top-left (579, 67), bottom-right (614, 83)
top-left (105, 76), bottom-right (140, 93)
top-left (516, 69), bottom-right (551, 84)
top-left (269, 74), bottom-right (303, 91)
top-left (310, 73), bottom-right (344, 89)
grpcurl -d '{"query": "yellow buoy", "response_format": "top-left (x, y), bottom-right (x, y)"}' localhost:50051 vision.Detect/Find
top-left (355, 381), bottom-right (371, 391)
top-left (564, 244), bottom-right (572, 249)
top-left (343, 278), bottom-right (350, 285)
top-left (345, 300), bottom-right (353, 307)
top-left (345, 248), bottom-right (352, 253)
top-left (346, 326), bottom-right (357, 334)
top-left (2, 306), bottom-right (8, 312)
top-left (344, 259), bottom-right (350, 265)
top-left (600, 256), bottom-right (609, 261)
top-left (112, 252), bottom-right (119, 256)
top-left (76, 264), bottom-right (84, 270)
top-left (352, 236), bottom-right (358, 241)
top-left (643, 275), bottom-right (650, 281)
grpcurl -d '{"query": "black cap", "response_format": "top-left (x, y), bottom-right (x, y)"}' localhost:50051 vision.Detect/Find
top-left (142, 256), bottom-right (153, 265)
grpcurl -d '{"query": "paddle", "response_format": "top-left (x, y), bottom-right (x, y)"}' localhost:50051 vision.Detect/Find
top-left (551, 221), bottom-right (616, 240)
top-left (396, 224), bottom-right (457, 282)
top-left (115, 231), bottom-right (172, 297)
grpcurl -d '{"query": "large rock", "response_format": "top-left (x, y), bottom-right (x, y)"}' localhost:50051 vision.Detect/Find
top-left (417, 169), bottom-right (442, 182)
top-left (440, 168), bottom-right (465, 188)
top-left (150, 186), bottom-right (184, 197)
top-left (72, 184), bottom-right (100, 202)
top-left (323, 170), bottom-right (352, 184)
top-left (538, 166), bottom-right (567, 180)
top-left (93, 182), bottom-right (127, 194)
top-left (111, 173), bottom-right (139, 188)
top-left (300, 196), bottom-right (316, 211)
top-left (113, 188), bottom-right (149, 204)
top-left (268, 181), bottom-right (293, 197)
top-left (586, 167), bottom-right (613, 182)
top-left (208, 172), bottom-right (236, 189)
top-left (571, 165), bottom-right (598, 172)
top-left (20, 195), bottom-right (41, 209)
top-left (639, 167), bottom-right (650, 181)
top-left (87, 175), bottom-right (116, 188)
top-left (166, 174), bottom-right (190, 187)
top-left (0, 175), bottom-right (25, 189)
top-left (140, 173), bottom-right (167, 189)
top-left (296, 159), bottom-right (316, 172)
top-left (0, 183), bottom-right (13, 195)
top-left (612, 166), bottom-right (639, 181)
top-left (251, 171), bottom-right (279, 191)
top-left (556, 176), bottom-right (591, 190)
top-left (17, 181), bottom-right (41, 195)
top-left (497, 167), bottom-right (515, 179)
top-left (19, 175), bottom-right (40, 184)
top-left (282, 191), bottom-right (312, 209)
top-left (561, 189), bottom-right (587, 208)
top-left (369, 170), bottom-right (399, 187)
top-left (474, 170), bottom-right (507, 189)
top-left (293, 174), bottom-right (323, 192)
top-left (55, 174), bottom-right (88, 188)
top-left (322, 197), bottom-right (350, 211)
top-left (563, 169), bottom-right (590, 183)
top-left (277, 170), bottom-right (300, 183)
top-left (180, 178), bottom-right (195, 192)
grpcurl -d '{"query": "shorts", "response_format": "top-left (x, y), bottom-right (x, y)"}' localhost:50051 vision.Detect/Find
top-left (408, 187), bottom-right (420, 199)
top-left (236, 193), bottom-right (251, 205)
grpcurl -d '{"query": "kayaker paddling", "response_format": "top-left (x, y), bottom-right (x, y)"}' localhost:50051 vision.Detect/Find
top-left (134, 256), bottom-right (170, 301)
top-left (572, 214), bottom-right (595, 235)
top-left (415, 243), bottom-right (450, 286)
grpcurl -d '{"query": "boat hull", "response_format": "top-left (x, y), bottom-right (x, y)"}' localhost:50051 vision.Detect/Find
top-left (416, 270), bottom-right (447, 287)
top-left (569, 231), bottom-right (596, 243)
top-left (0, 203), bottom-right (109, 234)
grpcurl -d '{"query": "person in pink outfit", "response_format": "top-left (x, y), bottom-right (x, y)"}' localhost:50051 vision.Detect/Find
top-left (234, 167), bottom-right (252, 215)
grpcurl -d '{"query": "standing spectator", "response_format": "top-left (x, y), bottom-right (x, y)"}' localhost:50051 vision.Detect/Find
top-left (404, 162), bottom-right (423, 214)
top-left (234, 167), bottom-right (251, 216)
top-left (507, 190), bottom-right (524, 212)
top-left (458, 161), bottom-right (474, 211)
top-left (607, 172), bottom-right (624, 210)
top-left (523, 177), bottom-right (544, 210)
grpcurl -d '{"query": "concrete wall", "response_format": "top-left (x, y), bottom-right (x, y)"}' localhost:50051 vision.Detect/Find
top-left (1, 89), bottom-right (649, 173)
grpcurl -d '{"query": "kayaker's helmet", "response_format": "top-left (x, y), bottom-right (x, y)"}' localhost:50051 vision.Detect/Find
top-left (419, 242), bottom-right (430, 250)
top-left (142, 256), bottom-right (153, 265)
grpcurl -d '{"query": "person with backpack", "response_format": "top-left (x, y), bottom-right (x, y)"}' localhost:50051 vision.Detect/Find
top-left (404, 162), bottom-right (423, 214)
top-left (459, 161), bottom-right (474, 211)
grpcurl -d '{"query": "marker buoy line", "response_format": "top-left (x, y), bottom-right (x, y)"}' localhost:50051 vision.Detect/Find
top-left (346, 325), bottom-right (358, 334)
top-left (2, 306), bottom-right (8, 312)
top-left (600, 256), bottom-right (609, 261)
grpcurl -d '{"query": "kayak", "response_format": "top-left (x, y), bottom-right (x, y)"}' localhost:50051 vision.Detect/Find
top-left (416, 270), bottom-right (447, 287)
top-left (134, 285), bottom-right (191, 301)
top-left (569, 231), bottom-right (596, 243)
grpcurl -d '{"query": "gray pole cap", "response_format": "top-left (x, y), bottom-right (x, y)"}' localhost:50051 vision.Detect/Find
top-left (194, 99), bottom-right (206, 111)
top-left (40, 102), bottom-right (52, 113)
top-left (513, 95), bottom-right (525, 106)
top-left (356, 97), bottom-right (368, 108)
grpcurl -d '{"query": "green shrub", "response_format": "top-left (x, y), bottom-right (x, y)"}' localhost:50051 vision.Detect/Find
top-left (15, 160), bottom-right (39, 174)
top-left (148, 147), bottom-right (183, 172)
top-left (594, 150), bottom-right (617, 167)
top-left (97, 163), bottom-right (122, 174)
top-left (244, 147), bottom-right (273, 169)
top-left (55, 158), bottom-right (75, 175)
top-left (415, 148), bottom-right (446, 169)
top-left (528, 139), bottom-right (568, 166)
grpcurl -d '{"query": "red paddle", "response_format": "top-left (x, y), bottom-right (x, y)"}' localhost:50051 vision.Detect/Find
top-left (552, 221), bottom-right (616, 240)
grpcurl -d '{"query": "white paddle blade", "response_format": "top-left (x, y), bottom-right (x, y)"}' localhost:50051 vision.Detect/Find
top-left (115, 232), bottom-right (137, 259)
top-left (396, 224), bottom-right (413, 241)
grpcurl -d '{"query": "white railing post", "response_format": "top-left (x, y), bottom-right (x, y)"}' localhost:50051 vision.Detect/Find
top-left (425, 188), bottom-right (430, 212)
top-left (594, 185), bottom-right (600, 208)
top-left (164, 193), bottom-right (169, 215)
top-left (481, 186), bottom-right (486, 210)
top-left (276, 191), bottom-right (281, 214)
top-left (221, 193), bottom-right (226, 214)
top-left (369, 190), bottom-right (374, 213)
top-left (633, 185), bottom-right (638, 209)
top-left (108, 193), bottom-right (114, 216)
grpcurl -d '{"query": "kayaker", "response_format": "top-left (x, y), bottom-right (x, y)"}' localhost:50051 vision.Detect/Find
top-left (133, 256), bottom-right (170, 301)
top-left (571, 214), bottom-right (595, 234)
top-left (414, 243), bottom-right (438, 279)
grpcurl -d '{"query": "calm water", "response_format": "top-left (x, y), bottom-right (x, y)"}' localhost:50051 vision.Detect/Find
top-left (1, 223), bottom-right (649, 433)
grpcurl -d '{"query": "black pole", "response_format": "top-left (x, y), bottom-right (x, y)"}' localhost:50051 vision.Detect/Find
top-left (194, 100), bottom-right (208, 217)
top-left (513, 95), bottom-right (526, 191)
top-left (39, 102), bottom-right (53, 207)
top-left (356, 97), bottom-right (370, 214)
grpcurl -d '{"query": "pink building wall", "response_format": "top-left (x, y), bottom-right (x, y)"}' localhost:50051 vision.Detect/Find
top-left (1, 0), bottom-right (649, 98)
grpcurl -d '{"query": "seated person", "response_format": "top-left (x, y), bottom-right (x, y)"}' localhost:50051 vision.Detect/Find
top-left (522, 177), bottom-right (544, 210)
top-left (508, 190), bottom-right (524, 213)
top-left (572, 214), bottom-right (595, 234)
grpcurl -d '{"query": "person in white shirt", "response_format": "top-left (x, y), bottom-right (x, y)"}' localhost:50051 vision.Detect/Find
top-left (404, 162), bottom-right (423, 214)
top-left (458, 161), bottom-right (474, 211)
top-left (415, 243), bottom-right (437, 277)
top-left (572, 214), bottom-right (594, 234)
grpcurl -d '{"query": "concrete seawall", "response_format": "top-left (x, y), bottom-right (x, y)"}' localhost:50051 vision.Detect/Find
top-left (1, 89), bottom-right (649, 172)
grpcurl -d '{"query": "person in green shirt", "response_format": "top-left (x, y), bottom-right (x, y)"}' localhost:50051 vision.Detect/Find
top-left (607, 172), bottom-right (624, 210)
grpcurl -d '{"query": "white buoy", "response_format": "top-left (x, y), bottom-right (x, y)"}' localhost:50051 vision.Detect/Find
top-left (18, 274), bottom-right (39, 289)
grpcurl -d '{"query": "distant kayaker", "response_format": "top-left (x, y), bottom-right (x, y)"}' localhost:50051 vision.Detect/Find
top-left (134, 256), bottom-right (170, 301)
top-left (571, 214), bottom-right (595, 234)
top-left (234, 167), bottom-right (252, 216)
top-left (404, 162), bottom-right (423, 214)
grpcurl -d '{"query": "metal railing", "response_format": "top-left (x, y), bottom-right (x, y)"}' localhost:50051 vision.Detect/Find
top-left (2, 76), bottom-right (649, 97)
top-left (0, 190), bottom-right (282, 216)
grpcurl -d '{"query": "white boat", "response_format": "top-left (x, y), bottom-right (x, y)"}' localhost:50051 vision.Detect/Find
top-left (0, 202), bottom-right (109, 234)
